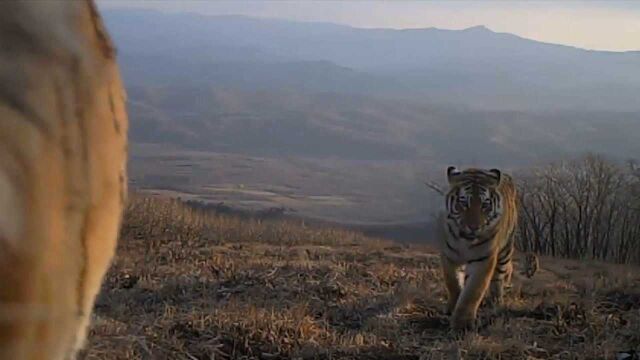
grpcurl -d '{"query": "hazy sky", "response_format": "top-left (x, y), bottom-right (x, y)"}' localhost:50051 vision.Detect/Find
top-left (98, 1), bottom-right (640, 52)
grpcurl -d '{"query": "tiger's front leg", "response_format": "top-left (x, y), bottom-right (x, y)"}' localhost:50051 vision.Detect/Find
top-left (488, 240), bottom-right (514, 308)
top-left (440, 254), bottom-right (462, 315)
top-left (451, 255), bottom-right (497, 330)
top-left (489, 260), bottom-right (512, 308)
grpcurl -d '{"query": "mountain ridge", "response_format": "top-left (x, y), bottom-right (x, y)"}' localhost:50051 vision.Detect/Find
top-left (104, 9), bottom-right (640, 111)
top-left (104, 9), bottom-right (638, 54)
top-left (104, 8), bottom-right (640, 222)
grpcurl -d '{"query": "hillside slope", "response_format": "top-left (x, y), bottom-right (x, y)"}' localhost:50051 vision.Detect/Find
top-left (82, 196), bottom-right (640, 359)
top-left (128, 87), bottom-right (640, 163)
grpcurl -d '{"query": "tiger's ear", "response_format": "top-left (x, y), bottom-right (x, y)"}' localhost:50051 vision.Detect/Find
top-left (447, 166), bottom-right (461, 184)
top-left (488, 168), bottom-right (502, 184)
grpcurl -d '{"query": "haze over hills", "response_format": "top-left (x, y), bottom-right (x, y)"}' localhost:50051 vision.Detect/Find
top-left (106, 9), bottom-right (640, 111)
top-left (103, 9), bottom-right (640, 224)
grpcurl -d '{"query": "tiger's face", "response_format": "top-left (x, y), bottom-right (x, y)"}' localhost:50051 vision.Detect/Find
top-left (445, 166), bottom-right (503, 239)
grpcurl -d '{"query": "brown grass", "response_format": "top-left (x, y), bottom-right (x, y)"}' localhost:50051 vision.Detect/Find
top-left (80, 195), bottom-right (640, 359)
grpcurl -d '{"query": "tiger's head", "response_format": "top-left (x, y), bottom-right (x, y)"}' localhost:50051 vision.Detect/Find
top-left (445, 166), bottom-right (505, 239)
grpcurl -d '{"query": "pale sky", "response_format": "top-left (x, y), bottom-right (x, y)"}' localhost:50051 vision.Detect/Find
top-left (98, 1), bottom-right (640, 52)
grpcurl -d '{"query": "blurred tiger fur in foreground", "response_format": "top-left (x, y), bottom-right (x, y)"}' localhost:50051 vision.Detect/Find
top-left (0, 1), bottom-right (128, 359)
top-left (435, 167), bottom-right (518, 330)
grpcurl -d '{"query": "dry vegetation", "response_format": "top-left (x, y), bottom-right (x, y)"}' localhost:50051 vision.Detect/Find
top-left (517, 155), bottom-right (640, 264)
top-left (81, 195), bottom-right (640, 359)
top-left (129, 143), bottom-right (436, 224)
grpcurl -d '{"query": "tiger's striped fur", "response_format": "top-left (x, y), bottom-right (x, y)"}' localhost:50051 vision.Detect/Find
top-left (0, 1), bottom-right (128, 359)
top-left (436, 167), bottom-right (518, 330)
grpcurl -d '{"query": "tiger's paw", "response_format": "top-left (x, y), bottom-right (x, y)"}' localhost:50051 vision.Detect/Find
top-left (486, 296), bottom-right (504, 310)
top-left (450, 313), bottom-right (476, 331)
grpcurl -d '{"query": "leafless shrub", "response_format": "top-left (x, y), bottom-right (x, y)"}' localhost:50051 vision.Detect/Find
top-left (516, 154), bottom-right (640, 264)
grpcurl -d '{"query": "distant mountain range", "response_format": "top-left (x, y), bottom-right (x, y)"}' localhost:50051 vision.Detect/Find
top-left (103, 10), bottom-right (639, 164)
top-left (103, 9), bottom-right (640, 222)
top-left (105, 10), bottom-right (640, 111)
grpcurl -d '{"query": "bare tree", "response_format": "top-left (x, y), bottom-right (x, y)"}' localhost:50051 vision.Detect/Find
top-left (515, 154), bottom-right (640, 264)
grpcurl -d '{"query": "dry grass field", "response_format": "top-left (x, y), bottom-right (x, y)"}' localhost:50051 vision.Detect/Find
top-left (128, 143), bottom-right (438, 224)
top-left (80, 195), bottom-right (640, 359)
